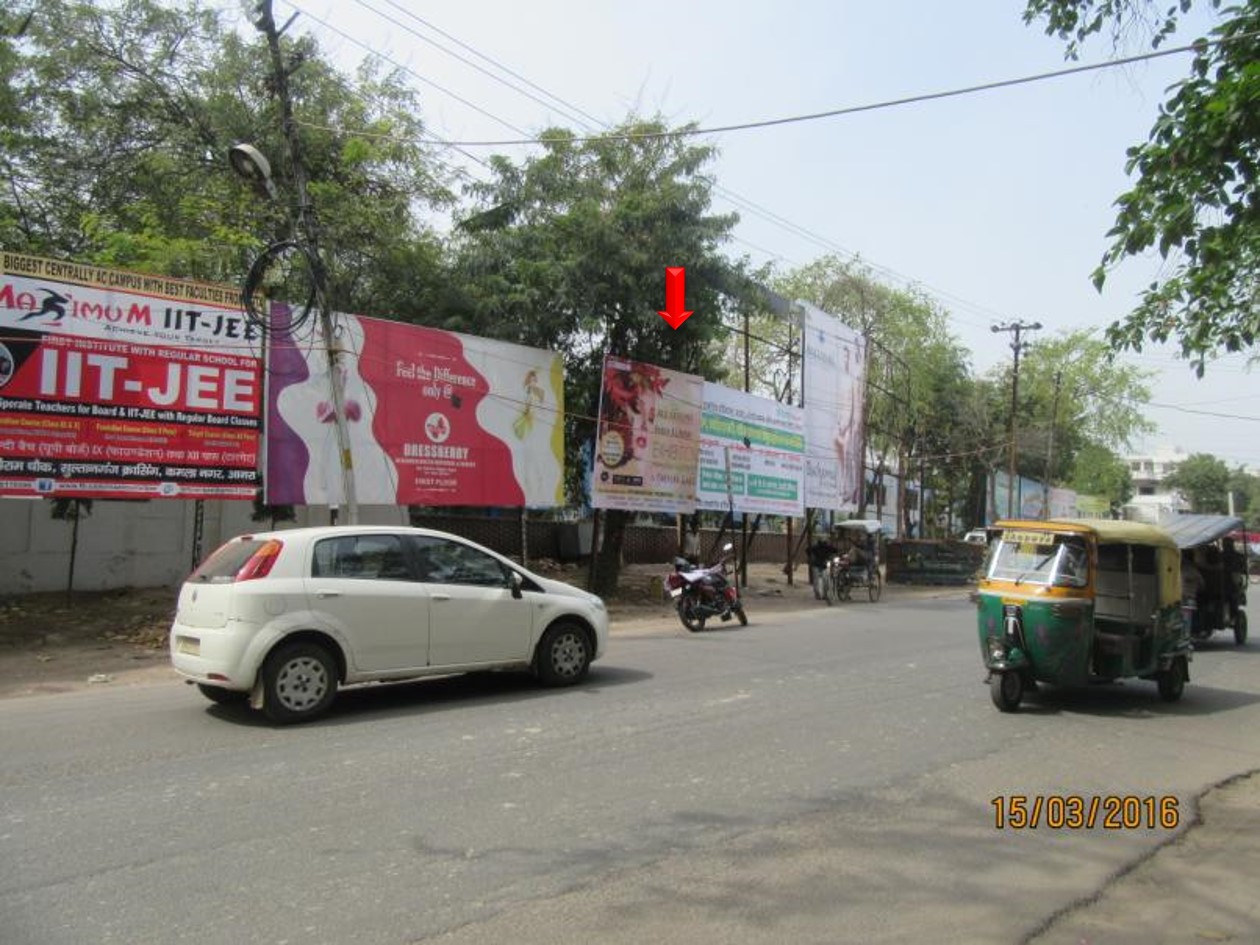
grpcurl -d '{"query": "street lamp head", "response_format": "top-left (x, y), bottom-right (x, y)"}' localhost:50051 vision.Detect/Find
top-left (228, 143), bottom-right (278, 200)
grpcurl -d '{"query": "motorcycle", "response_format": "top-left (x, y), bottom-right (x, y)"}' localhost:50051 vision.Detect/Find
top-left (664, 542), bottom-right (748, 631)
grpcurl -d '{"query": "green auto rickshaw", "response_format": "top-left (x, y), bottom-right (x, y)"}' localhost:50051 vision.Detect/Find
top-left (975, 519), bottom-right (1191, 712)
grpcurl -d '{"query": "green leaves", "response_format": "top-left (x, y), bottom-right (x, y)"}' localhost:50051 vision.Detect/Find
top-left (1027, 0), bottom-right (1259, 371)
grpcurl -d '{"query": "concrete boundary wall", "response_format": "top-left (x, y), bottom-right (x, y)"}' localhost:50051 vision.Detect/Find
top-left (0, 500), bottom-right (804, 595)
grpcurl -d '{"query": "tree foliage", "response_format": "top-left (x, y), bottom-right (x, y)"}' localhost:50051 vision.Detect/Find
top-left (1163, 451), bottom-right (1234, 511)
top-left (451, 120), bottom-right (746, 592)
top-left (1024, 0), bottom-right (1260, 373)
top-left (773, 255), bottom-right (986, 533)
top-left (0, 0), bottom-right (450, 312)
top-left (1067, 443), bottom-right (1134, 506)
top-left (1005, 329), bottom-right (1156, 485)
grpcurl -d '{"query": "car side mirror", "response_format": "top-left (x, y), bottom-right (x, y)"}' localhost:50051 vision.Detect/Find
top-left (509, 571), bottom-right (524, 599)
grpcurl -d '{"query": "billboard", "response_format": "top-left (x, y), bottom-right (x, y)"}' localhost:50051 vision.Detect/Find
top-left (697, 382), bottom-right (805, 517)
top-left (266, 309), bottom-right (564, 507)
top-left (802, 302), bottom-right (866, 511)
top-left (590, 355), bottom-right (702, 513)
top-left (0, 253), bottom-right (262, 499)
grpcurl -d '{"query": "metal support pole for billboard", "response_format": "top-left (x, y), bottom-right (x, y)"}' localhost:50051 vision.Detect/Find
top-left (725, 446), bottom-right (740, 595)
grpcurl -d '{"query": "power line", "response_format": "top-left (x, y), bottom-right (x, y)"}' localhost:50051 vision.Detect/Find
top-left (284, 2), bottom-right (1007, 336)
top-left (385, 35), bottom-right (1235, 148)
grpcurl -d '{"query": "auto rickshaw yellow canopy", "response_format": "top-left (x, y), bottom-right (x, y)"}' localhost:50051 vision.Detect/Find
top-left (992, 518), bottom-right (1182, 609)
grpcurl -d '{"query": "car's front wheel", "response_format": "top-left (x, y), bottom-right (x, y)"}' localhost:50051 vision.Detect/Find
top-left (261, 642), bottom-right (338, 724)
top-left (534, 622), bottom-right (592, 686)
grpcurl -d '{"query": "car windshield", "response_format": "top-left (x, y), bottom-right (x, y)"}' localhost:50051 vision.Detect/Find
top-left (986, 529), bottom-right (1088, 587)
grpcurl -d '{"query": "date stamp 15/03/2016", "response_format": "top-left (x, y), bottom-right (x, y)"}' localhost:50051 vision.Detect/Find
top-left (991, 795), bottom-right (1180, 830)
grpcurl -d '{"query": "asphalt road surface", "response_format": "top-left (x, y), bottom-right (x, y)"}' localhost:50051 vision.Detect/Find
top-left (2, 596), bottom-right (1259, 944)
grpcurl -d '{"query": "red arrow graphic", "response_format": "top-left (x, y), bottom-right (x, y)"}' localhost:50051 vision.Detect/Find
top-left (657, 267), bottom-right (693, 330)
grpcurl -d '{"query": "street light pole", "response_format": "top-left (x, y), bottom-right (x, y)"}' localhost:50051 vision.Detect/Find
top-left (991, 320), bottom-right (1042, 518)
top-left (246, 0), bottom-right (358, 524)
top-left (1043, 371), bottom-right (1062, 520)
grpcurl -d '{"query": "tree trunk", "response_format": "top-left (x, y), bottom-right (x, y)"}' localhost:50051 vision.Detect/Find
top-left (593, 508), bottom-right (630, 598)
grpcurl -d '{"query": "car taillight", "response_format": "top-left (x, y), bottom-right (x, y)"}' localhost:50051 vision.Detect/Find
top-left (235, 539), bottom-right (283, 582)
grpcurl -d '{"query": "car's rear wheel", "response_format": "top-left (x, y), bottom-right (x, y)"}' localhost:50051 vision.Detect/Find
top-left (535, 622), bottom-right (592, 685)
top-left (196, 683), bottom-right (247, 706)
top-left (261, 642), bottom-right (338, 724)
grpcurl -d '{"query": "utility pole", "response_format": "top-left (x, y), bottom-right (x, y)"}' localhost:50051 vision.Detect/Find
top-left (1043, 371), bottom-right (1062, 520)
top-left (250, 0), bottom-right (358, 524)
top-left (991, 320), bottom-right (1042, 518)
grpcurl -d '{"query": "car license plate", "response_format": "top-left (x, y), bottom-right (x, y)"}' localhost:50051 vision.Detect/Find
top-left (176, 636), bottom-right (200, 656)
top-left (669, 587), bottom-right (682, 598)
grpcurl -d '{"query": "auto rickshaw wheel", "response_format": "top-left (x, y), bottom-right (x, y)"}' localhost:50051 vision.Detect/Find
top-left (989, 671), bottom-right (1023, 712)
top-left (1235, 610), bottom-right (1248, 646)
top-left (1157, 656), bottom-right (1187, 702)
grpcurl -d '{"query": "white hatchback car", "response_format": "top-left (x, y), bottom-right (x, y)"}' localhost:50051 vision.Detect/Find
top-left (170, 526), bottom-right (608, 723)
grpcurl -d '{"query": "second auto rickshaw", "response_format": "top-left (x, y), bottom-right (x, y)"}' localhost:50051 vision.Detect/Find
top-left (1159, 513), bottom-right (1249, 646)
top-left (975, 519), bottom-right (1191, 712)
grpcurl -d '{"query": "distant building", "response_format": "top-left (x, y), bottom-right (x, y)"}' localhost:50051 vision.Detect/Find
top-left (1123, 445), bottom-right (1191, 521)
top-left (1126, 444), bottom-right (1191, 496)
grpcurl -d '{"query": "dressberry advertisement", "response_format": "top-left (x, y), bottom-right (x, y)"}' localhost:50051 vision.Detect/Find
top-left (265, 307), bottom-right (564, 507)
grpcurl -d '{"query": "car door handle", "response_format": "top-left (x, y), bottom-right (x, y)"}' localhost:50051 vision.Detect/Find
top-left (315, 589), bottom-right (342, 599)
top-left (431, 593), bottom-right (451, 601)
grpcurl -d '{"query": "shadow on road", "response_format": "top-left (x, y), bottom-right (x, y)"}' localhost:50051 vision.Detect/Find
top-left (1011, 680), bottom-right (1260, 719)
top-left (204, 664), bottom-right (653, 728)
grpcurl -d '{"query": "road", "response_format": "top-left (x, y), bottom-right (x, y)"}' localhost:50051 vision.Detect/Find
top-left (2, 596), bottom-right (1259, 944)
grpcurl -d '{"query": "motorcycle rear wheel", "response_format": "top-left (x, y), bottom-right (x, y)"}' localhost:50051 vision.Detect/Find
top-left (678, 599), bottom-right (706, 632)
top-left (736, 604), bottom-right (748, 626)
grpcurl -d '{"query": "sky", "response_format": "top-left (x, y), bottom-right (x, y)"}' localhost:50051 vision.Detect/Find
top-left (270, 0), bottom-right (1260, 470)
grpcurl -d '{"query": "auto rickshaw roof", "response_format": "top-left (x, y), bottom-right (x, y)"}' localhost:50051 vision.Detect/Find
top-left (992, 518), bottom-right (1178, 550)
top-left (1157, 513), bottom-right (1245, 549)
top-left (834, 519), bottom-right (883, 534)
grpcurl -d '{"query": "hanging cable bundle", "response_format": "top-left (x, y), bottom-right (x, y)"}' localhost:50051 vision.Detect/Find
top-left (241, 239), bottom-right (321, 336)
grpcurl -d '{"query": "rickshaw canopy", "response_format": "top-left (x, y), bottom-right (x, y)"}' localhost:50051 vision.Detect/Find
top-left (990, 518), bottom-right (1182, 609)
top-left (1157, 513), bottom-right (1244, 550)
top-left (834, 519), bottom-right (883, 535)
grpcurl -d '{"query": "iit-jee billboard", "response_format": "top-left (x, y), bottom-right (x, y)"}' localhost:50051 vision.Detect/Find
top-left (697, 382), bottom-right (805, 517)
top-left (0, 253), bottom-right (262, 500)
top-left (266, 307), bottom-right (565, 507)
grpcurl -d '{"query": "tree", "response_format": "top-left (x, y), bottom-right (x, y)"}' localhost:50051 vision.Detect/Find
top-left (1, 0), bottom-right (450, 308)
top-left (1004, 329), bottom-right (1156, 485)
top-left (452, 120), bottom-right (746, 594)
top-left (1024, 1), bottom-right (1259, 373)
top-left (772, 255), bottom-right (986, 535)
top-left (1067, 443), bottom-right (1134, 507)
top-left (1163, 452), bottom-right (1232, 512)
